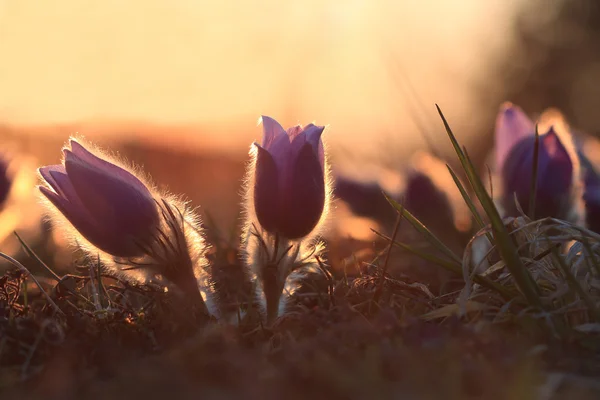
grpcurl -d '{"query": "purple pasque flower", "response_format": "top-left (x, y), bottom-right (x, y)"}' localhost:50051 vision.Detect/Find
top-left (253, 116), bottom-right (326, 239)
top-left (496, 103), bottom-right (575, 219)
top-left (495, 102), bottom-right (536, 175)
top-left (38, 139), bottom-right (160, 257)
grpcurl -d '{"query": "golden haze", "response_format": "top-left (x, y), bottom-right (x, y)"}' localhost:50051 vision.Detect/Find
top-left (0, 0), bottom-right (532, 155)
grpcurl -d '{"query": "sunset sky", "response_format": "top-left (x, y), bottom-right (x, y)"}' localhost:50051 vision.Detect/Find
top-left (0, 0), bottom-right (541, 154)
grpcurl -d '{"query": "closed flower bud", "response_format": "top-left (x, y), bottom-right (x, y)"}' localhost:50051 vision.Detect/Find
top-left (253, 116), bottom-right (326, 239)
top-left (242, 116), bottom-right (331, 325)
top-left (501, 127), bottom-right (573, 218)
top-left (39, 139), bottom-right (160, 257)
top-left (39, 139), bottom-right (215, 317)
top-left (495, 102), bottom-right (535, 175)
top-left (495, 103), bottom-right (580, 220)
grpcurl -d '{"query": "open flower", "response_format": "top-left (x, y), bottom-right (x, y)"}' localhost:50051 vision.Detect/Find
top-left (38, 139), bottom-right (160, 258)
top-left (495, 103), bottom-right (579, 220)
top-left (253, 116), bottom-right (326, 239)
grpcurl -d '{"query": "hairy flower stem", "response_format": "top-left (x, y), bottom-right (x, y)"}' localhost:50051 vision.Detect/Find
top-left (262, 261), bottom-right (283, 325)
top-left (244, 227), bottom-right (309, 325)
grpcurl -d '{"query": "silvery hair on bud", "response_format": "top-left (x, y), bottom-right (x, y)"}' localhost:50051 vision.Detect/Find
top-left (38, 138), bottom-right (219, 317)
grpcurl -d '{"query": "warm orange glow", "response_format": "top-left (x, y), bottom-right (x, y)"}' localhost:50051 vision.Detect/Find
top-left (0, 0), bottom-right (533, 155)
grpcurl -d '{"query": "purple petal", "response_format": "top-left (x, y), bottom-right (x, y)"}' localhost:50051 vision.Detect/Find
top-left (303, 124), bottom-right (325, 151)
top-left (40, 165), bottom-right (89, 212)
top-left (540, 127), bottom-right (569, 161)
top-left (39, 165), bottom-right (66, 195)
top-left (64, 151), bottom-right (159, 256)
top-left (266, 133), bottom-right (292, 188)
top-left (495, 102), bottom-right (535, 172)
top-left (48, 169), bottom-right (88, 210)
top-left (501, 126), bottom-right (573, 219)
top-left (40, 185), bottom-right (89, 225)
top-left (68, 140), bottom-right (149, 193)
top-left (536, 128), bottom-right (573, 216)
top-left (289, 130), bottom-right (307, 160)
top-left (40, 165), bottom-right (92, 219)
top-left (286, 125), bottom-right (304, 141)
top-left (260, 117), bottom-right (293, 177)
top-left (278, 142), bottom-right (325, 239)
top-left (302, 124), bottom-right (325, 167)
top-left (253, 144), bottom-right (280, 234)
top-left (40, 186), bottom-right (143, 257)
top-left (537, 127), bottom-right (573, 192)
top-left (260, 116), bottom-right (287, 150)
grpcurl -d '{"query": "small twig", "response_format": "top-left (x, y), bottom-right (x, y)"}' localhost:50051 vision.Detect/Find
top-left (14, 231), bottom-right (62, 281)
top-left (373, 212), bottom-right (403, 305)
top-left (486, 164), bottom-right (494, 200)
top-left (524, 243), bottom-right (561, 266)
top-left (0, 252), bottom-right (65, 316)
top-left (316, 256), bottom-right (335, 307)
top-left (95, 255), bottom-right (109, 309)
top-left (275, 244), bottom-right (294, 266)
top-left (88, 259), bottom-right (102, 311)
top-left (21, 279), bottom-right (28, 309)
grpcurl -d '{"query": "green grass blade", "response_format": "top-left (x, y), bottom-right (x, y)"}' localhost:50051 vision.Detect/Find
top-left (372, 229), bottom-right (516, 300)
top-left (373, 214), bottom-right (402, 305)
top-left (446, 165), bottom-right (490, 238)
top-left (14, 231), bottom-right (61, 281)
top-left (371, 228), bottom-right (461, 271)
top-left (528, 125), bottom-right (540, 220)
top-left (383, 192), bottom-right (462, 264)
top-left (436, 104), bottom-right (543, 309)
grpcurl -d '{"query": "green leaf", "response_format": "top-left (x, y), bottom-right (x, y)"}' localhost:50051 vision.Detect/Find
top-left (436, 104), bottom-right (544, 310)
top-left (383, 192), bottom-right (461, 264)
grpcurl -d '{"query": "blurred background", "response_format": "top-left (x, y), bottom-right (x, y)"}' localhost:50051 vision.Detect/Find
top-left (0, 0), bottom-right (598, 244)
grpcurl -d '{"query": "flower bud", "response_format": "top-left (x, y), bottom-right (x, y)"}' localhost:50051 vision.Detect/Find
top-left (500, 127), bottom-right (574, 219)
top-left (253, 116), bottom-right (326, 239)
top-left (495, 102), bottom-right (535, 174)
top-left (495, 103), bottom-right (578, 220)
top-left (39, 139), bottom-right (160, 258)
